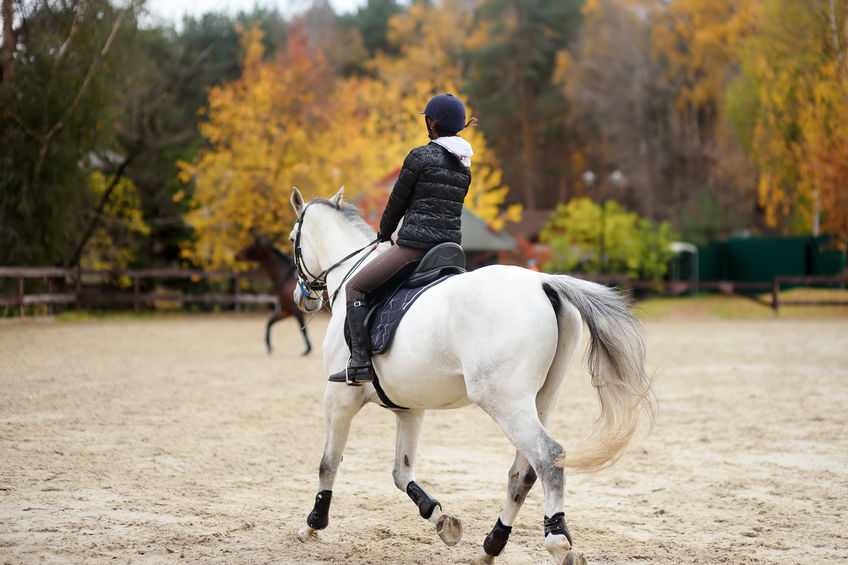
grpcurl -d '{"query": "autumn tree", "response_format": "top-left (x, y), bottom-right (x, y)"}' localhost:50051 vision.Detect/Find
top-left (559, 0), bottom-right (669, 220)
top-left (650, 0), bottom-right (761, 232)
top-left (178, 24), bottom-right (326, 267)
top-left (562, 0), bottom-right (760, 244)
top-left (180, 23), bottom-right (448, 267)
top-left (464, 0), bottom-right (583, 209)
top-left (369, 0), bottom-right (521, 228)
top-left (81, 171), bottom-right (150, 274)
top-left (727, 0), bottom-right (848, 242)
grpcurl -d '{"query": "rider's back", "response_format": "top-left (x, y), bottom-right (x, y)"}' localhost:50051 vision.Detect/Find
top-left (382, 142), bottom-right (471, 249)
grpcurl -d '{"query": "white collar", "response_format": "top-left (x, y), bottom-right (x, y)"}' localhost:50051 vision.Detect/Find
top-left (432, 136), bottom-right (473, 167)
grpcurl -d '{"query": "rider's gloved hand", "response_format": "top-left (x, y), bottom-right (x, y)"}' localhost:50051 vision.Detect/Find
top-left (377, 231), bottom-right (393, 243)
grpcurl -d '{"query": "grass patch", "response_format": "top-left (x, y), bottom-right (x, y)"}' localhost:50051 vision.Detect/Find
top-left (636, 287), bottom-right (848, 320)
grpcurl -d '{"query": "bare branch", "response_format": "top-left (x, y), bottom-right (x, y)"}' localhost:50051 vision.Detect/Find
top-left (54, 1), bottom-right (82, 64)
top-left (66, 148), bottom-right (139, 267)
top-left (7, 111), bottom-right (39, 139)
top-left (34, 9), bottom-right (126, 179)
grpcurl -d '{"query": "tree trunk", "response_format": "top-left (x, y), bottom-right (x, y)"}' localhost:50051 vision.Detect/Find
top-left (2, 0), bottom-right (15, 81)
top-left (519, 78), bottom-right (538, 209)
top-left (828, 0), bottom-right (845, 74)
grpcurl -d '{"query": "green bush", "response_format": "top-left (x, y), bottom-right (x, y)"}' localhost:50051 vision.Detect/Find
top-left (540, 198), bottom-right (678, 281)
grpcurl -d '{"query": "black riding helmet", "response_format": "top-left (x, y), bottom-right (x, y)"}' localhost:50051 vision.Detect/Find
top-left (420, 93), bottom-right (467, 136)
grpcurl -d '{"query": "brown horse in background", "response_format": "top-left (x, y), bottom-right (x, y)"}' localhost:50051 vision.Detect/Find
top-left (236, 236), bottom-right (312, 355)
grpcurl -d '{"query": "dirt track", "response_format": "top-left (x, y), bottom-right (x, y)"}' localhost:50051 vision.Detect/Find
top-left (1, 313), bottom-right (847, 564)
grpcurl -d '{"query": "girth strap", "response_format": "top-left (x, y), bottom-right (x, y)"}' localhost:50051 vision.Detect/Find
top-left (327, 372), bottom-right (406, 410)
top-left (372, 376), bottom-right (406, 410)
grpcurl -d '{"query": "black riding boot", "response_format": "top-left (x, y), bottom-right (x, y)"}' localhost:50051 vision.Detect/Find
top-left (330, 299), bottom-right (375, 386)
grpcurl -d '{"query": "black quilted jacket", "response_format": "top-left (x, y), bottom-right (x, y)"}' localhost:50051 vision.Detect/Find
top-left (379, 142), bottom-right (472, 249)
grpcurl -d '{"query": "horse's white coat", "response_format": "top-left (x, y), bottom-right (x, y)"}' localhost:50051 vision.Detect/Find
top-left (290, 187), bottom-right (655, 565)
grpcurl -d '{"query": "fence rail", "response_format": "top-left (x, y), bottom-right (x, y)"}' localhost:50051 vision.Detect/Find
top-left (0, 266), bottom-right (276, 316)
top-left (545, 274), bottom-right (847, 311)
top-left (1, 267), bottom-right (846, 316)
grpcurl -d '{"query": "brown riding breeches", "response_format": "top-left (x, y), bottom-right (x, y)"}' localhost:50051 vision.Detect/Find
top-left (346, 244), bottom-right (427, 302)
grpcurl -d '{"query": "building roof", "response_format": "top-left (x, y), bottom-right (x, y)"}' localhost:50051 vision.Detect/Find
top-left (461, 208), bottom-right (516, 252)
top-left (502, 209), bottom-right (553, 242)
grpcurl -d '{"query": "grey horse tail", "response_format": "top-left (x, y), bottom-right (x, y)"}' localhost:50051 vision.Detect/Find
top-left (542, 275), bottom-right (657, 472)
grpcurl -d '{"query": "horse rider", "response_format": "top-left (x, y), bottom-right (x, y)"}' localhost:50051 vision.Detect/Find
top-left (330, 93), bottom-right (475, 386)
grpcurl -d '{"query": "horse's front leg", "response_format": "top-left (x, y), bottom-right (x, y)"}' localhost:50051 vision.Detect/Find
top-left (265, 310), bottom-right (282, 354)
top-left (473, 451), bottom-right (536, 564)
top-left (297, 386), bottom-right (366, 541)
top-left (294, 310), bottom-right (312, 356)
top-left (393, 409), bottom-right (462, 546)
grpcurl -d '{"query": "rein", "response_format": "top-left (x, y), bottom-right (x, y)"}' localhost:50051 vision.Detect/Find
top-left (293, 202), bottom-right (380, 308)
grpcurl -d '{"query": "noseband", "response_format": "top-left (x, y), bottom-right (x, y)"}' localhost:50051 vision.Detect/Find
top-left (292, 202), bottom-right (379, 306)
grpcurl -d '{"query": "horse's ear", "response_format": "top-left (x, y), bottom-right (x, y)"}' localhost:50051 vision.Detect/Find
top-left (290, 187), bottom-right (304, 216)
top-left (330, 186), bottom-right (345, 209)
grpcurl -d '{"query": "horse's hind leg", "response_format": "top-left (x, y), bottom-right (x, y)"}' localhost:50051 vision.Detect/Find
top-left (393, 409), bottom-right (462, 546)
top-left (478, 383), bottom-right (565, 562)
top-left (297, 388), bottom-right (365, 541)
top-left (478, 402), bottom-right (577, 565)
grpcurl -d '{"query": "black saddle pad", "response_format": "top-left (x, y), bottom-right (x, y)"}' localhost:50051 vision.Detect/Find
top-left (369, 275), bottom-right (452, 354)
top-left (344, 274), bottom-right (456, 355)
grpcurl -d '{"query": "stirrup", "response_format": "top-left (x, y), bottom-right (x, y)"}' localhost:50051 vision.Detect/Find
top-left (328, 365), bottom-right (374, 386)
top-left (346, 365), bottom-right (374, 386)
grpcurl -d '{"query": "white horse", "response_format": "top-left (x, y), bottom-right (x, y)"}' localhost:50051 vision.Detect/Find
top-left (290, 187), bottom-right (656, 565)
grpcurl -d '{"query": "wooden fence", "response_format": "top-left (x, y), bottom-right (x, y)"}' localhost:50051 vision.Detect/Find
top-left (1, 267), bottom-right (846, 316)
top-left (0, 266), bottom-right (276, 316)
top-left (590, 274), bottom-right (848, 311)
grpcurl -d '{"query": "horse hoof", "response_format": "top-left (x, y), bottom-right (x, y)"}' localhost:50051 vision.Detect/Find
top-left (297, 524), bottom-right (319, 542)
top-left (563, 550), bottom-right (587, 565)
top-left (435, 514), bottom-right (462, 546)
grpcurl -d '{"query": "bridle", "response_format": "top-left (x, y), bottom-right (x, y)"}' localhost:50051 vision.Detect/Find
top-left (292, 201), bottom-right (380, 307)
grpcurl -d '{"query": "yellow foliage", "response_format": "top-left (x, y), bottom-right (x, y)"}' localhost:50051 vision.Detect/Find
top-left (180, 25), bottom-right (411, 268)
top-left (652, 0), bottom-right (761, 109)
top-left (737, 0), bottom-right (848, 237)
top-left (372, 0), bottom-right (521, 229)
top-left (82, 171), bottom-right (149, 285)
top-left (180, 12), bottom-right (520, 269)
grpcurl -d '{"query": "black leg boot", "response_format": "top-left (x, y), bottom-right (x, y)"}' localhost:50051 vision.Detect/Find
top-left (329, 299), bottom-right (375, 386)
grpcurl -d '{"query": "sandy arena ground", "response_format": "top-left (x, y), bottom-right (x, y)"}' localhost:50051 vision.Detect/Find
top-left (1, 312), bottom-right (847, 564)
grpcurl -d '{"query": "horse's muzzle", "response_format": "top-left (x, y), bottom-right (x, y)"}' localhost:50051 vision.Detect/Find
top-left (293, 287), bottom-right (323, 313)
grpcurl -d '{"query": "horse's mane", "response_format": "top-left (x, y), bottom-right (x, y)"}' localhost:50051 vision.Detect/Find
top-left (312, 198), bottom-right (376, 239)
top-left (269, 243), bottom-right (294, 265)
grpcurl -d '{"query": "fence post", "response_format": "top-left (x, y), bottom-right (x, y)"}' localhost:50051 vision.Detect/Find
top-left (234, 273), bottom-right (241, 313)
top-left (17, 276), bottom-right (24, 317)
top-left (47, 278), bottom-right (53, 316)
top-left (772, 277), bottom-right (780, 313)
top-left (134, 276), bottom-right (140, 315)
top-left (75, 266), bottom-right (82, 311)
